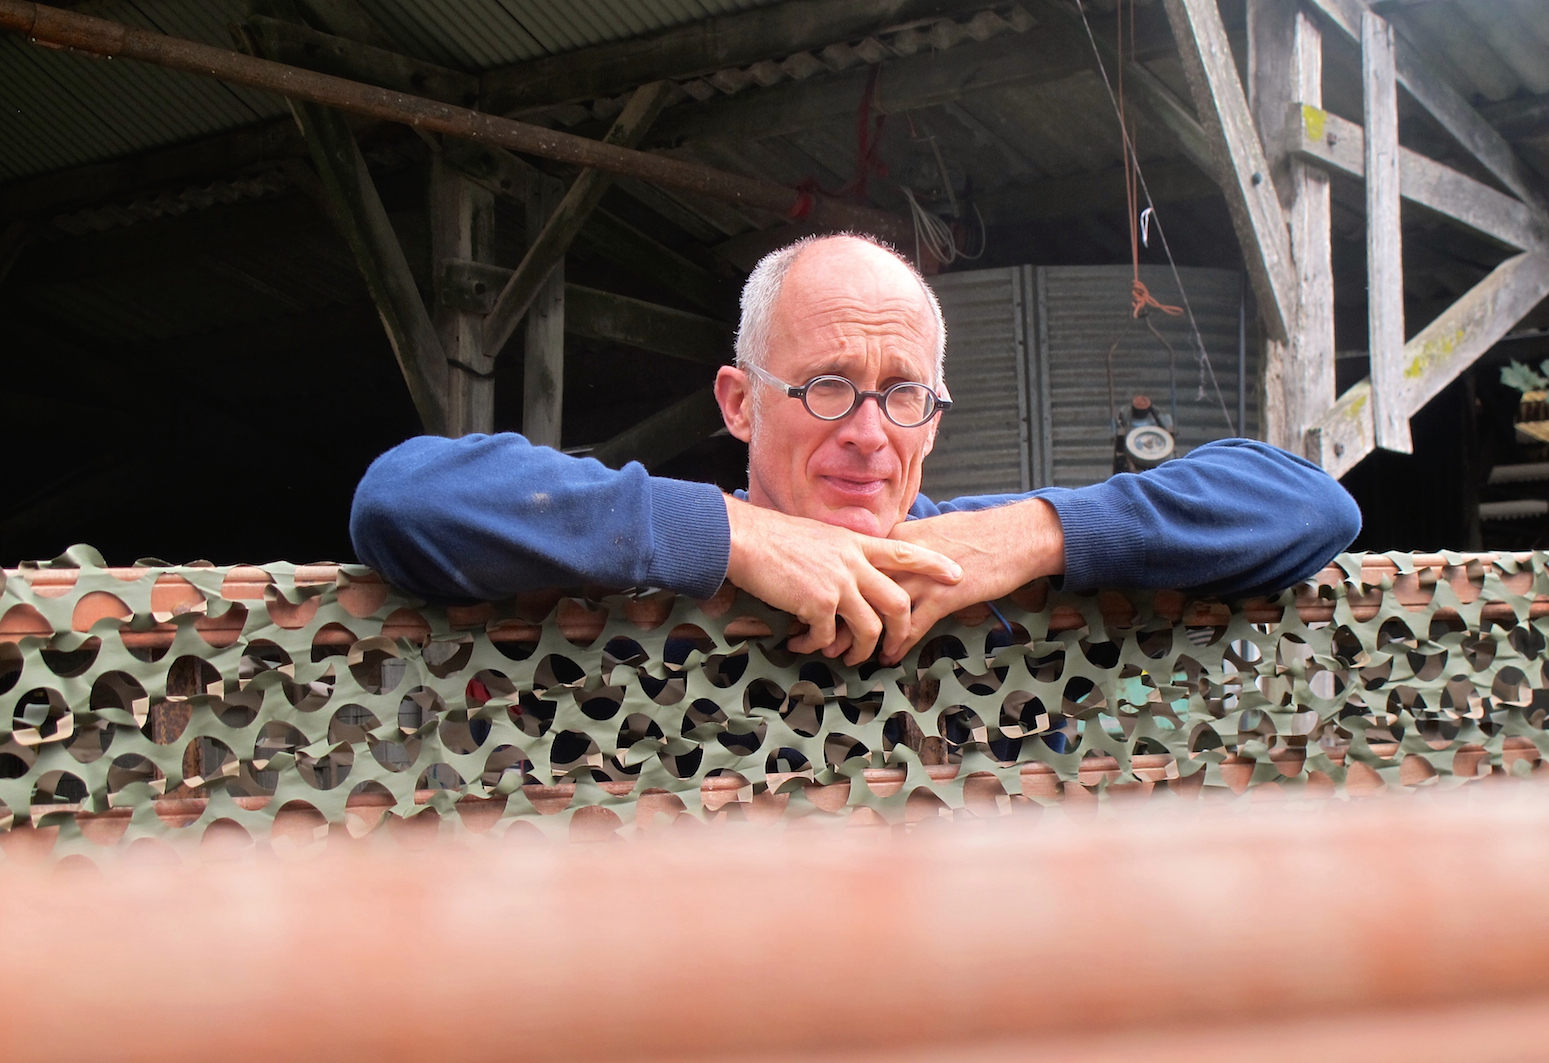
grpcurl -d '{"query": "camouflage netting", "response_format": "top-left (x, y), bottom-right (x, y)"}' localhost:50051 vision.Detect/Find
top-left (2, 545), bottom-right (1548, 859)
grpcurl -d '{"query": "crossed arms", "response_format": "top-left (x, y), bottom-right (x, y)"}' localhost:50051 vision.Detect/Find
top-left (350, 434), bottom-right (1361, 665)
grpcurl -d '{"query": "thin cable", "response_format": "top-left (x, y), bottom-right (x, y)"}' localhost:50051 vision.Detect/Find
top-left (1072, 0), bottom-right (1236, 435)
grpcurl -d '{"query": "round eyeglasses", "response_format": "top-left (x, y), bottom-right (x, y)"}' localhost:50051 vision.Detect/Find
top-left (746, 364), bottom-right (951, 428)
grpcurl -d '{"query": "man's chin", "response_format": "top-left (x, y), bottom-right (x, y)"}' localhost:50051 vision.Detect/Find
top-left (810, 505), bottom-right (889, 537)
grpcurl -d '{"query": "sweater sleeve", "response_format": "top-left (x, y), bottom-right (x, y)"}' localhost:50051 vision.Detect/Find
top-left (917, 439), bottom-right (1360, 597)
top-left (349, 433), bottom-right (732, 602)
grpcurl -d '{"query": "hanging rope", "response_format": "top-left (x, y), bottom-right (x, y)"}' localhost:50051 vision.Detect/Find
top-left (1075, 0), bottom-right (1236, 435)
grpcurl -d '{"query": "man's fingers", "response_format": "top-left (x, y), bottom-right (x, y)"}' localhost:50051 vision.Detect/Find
top-left (854, 569), bottom-right (914, 665)
top-left (865, 537), bottom-right (963, 584)
top-left (836, 592), bottom-right (884, 665)
top-left (788, 605), bottom-right (838, 656)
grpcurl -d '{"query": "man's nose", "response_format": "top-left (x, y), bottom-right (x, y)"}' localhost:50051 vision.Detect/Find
top-left (834, 394), bottom-right (890, 451)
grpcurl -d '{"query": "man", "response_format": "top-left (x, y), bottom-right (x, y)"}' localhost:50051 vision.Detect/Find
top-left (351, 234), bottom-right (1360, 666)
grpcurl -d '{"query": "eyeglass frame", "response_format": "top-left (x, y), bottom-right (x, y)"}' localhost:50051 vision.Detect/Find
top-left (743, 363), bottom-right (952, 429)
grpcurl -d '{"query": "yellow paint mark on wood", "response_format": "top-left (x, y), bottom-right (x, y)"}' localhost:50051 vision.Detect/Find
top-left (1345, 391), bottom-right (1367, 419)
top-left (1302, 104), bottom-right (1326, 143)
top-left (1404, 327), bottom-right (1467, 380)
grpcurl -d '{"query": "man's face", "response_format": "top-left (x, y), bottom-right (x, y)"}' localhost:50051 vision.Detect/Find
top-left (716, 239), bottom-right (940, 537)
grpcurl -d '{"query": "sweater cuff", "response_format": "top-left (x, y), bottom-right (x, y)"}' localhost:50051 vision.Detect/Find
top-left (645, 477), bottom-right (732, 599)
top-left (1045, 486), bottom-right (1148, 592)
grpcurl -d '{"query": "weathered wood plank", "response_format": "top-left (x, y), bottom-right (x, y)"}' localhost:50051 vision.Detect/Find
top-left (441, 262), bottom-right (733, 366)
top-left (248, 15), bottom-right (478, 106)
top-left (590, 386), bottom-right (725, 470)
top-left (564, 285), bottom-right (733, 365)
top-left (1311, 252), bottom-right (1549, 478)
top-left (440, 138), bottom-right (541, 202)
top-left (1288, 105), bottom-right (1549, 252)
top-left (431, 155), bottom-right (496, 437)
top-left (1304, 0), bottom-right (1549, 216)
top-left (1398, 251), bottom-right (1549, 416)
top-left (294, 0), bottom-right (396, 50)
top-left (523, 175), bottom-right (564, 449)
top-left (440, 138), bottom-right (730, 315)
top-left (285, 99), bottom-right (447, 433)
top-left (576, 210), bottom-right (732, 318)
top-left (1162, 0), bottom-right (1299, 343)
top-left (479, 0), bottom-right (998, 115)
top-left (482, 81), bottom-right (672, 359)
top-left (1250, 0), bottom-right (1334, 455)
top-left (1363, 9), bottom-right (1410, 454)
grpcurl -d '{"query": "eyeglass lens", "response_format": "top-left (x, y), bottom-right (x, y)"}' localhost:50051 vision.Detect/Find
top-left (803, 377), bottom-right (936, 426)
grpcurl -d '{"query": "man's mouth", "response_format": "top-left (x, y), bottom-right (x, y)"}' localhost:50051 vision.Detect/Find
top-left (817, 474), bottom-right (888, 502)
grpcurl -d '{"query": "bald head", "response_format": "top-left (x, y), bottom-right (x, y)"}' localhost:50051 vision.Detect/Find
top-left (734, 233), bottom-right (946, 387)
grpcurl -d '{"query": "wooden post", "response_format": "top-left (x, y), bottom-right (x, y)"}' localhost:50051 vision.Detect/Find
top-left (1250, 0), bottom-right (1333, 455)
top-left (430, 154), bottom-right (496, 436)
top-left (482, 81), bottom-right (672, 360)
top-left (249, 12), bottom-right (448, 434)
top-left (1162, 0), bottom-right (1299, 345)
top-left (523, 174), bottom-right (565, 448)
top-left (1363, 9), bottom-right (1410, 454)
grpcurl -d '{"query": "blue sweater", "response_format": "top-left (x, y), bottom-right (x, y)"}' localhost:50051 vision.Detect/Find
top-left (349, 434), bottom-right (1360, 603)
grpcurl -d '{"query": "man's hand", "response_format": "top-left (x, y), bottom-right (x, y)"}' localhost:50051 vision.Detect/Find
top-left (724, 496), bottom-right (963, 666)
top-left (884, 499), bottom-right (1065, 663)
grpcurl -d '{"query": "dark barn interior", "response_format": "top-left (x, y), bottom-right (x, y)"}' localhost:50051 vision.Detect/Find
top-left (2, 0), bottom-right (1548, 568)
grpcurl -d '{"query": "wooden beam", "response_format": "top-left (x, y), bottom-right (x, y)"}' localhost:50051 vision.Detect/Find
top-left (575, 210), bottom-right (733, 318)
top-left (564, 286), bottom-right (733, 365)
top-left (293, 0), bottom-right (396, 50)
top-left (1363, 9), bottom-right (1410, 454)
top-left (1, 3), bottom-right (916, 249)
top-left (1162, 0), bottom-right (1299, 343)
top-left (440, 262), bottom-right (732, 366)
top-left (589, 387), bottom-right (724, 470)
top-left (1483, 91), bottom-right (1549, 142)
top-left (247, 15), bottom-right (479, 107)
top-left (430, 154), bottom-right (496, 437)
top-left (440, 137), bottom-right (541, 202)
top-left (482, 81), bottom-right (672, 360)
top-left (438, 139), bottom-right (732, 317)
top-left (479, 0), bottom-right (997, 116)
top-left (1304, 0), bottom-right (1549, 216)
top-left (1250, 0), bottom-right (1335, 455)
top-left (283, 97), bottom-right (447, 433)
top-left (1288, 106), bottom-right (1549, 252)
top-left (1310, 251), bottom-right (1549, 478)
top-left (523, 175), bottom-right (565, 448)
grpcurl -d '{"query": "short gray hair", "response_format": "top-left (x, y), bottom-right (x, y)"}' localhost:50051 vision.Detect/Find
top-left (733, 232), bottom-right (947, 386)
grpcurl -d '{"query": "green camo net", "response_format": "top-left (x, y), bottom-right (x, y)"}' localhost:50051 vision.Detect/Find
top-left (2, 546), bottom-right (1548, 857)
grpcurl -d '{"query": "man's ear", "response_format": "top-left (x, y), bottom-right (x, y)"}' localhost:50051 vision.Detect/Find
top-left (715, 365), bottom-right (754, 443)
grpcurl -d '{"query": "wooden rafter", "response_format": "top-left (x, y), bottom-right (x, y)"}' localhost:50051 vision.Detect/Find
top-left (1304, 0), bottom-right (1549, 216)
top-left (1162, 0), bottom-right (1299, 343)
top-left (482, 81), bottom-right (672, 360)
top-left (1311, 252), bottom-right (1549, 479)
top-left (1288, 106), bottom-right (1549, 253)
